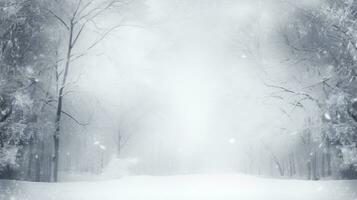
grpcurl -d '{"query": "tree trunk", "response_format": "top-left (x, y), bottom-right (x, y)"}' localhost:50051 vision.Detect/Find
top-left (321, 151), bottom-right (326, 178)
top-left (292, 153), bottom-right (296, 176)
top-left (326, 142), bottom-right (332, 176)
top-left (27, 136), bottom-right (34, 181)
top-left (327, 151), bottom-right (332, 176)
top-left (52, 22), bottom-right (74, 182)
top-left (307, 160), bottom-right (311, 180)
top-left (35, 140), bottom-right (45, 182)
top-left (0, 136), bottom-right (4, 148)
top-left (312, 151), bottom-right (318, 180)
top-left (117, 133), bottom-right (122, 157)
top-left (276, 160), bottom-right (284, 176)
top-left (324, 137), bottom-right (332, 176)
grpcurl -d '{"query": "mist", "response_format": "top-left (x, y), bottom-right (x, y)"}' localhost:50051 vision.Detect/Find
top-left (64, 0), bottom-right (299, 175)
top-left (1, 0), bottom-right (356, 199)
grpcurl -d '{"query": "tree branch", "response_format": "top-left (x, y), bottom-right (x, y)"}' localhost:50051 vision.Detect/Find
top-left (72, 0), bottom-right (83, 20)
top-left (72, 23), bottom-right (86, 47)
top-left (61, 110), bottom-right (88, 126)
top-left (264, 82), bottom-right (321, 108)
top-left (46, 9), bottom-right (70, 30)
top-left (44, 101), bottom-right (88, 126)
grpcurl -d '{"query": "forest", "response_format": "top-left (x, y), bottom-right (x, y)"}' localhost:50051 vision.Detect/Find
top-left (0, 0), bottom-right (357, 199)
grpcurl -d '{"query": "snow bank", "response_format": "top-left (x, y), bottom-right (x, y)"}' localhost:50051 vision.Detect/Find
top-left (58, 158), bottom-right (139, 182)
top-left (101, 158), bottom-right (139, 179)
top-left (0, 174), bottom-right (356, 200)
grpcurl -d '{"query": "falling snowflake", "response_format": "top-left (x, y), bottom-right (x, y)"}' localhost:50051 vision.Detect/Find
top-left (229, 138), bottom-right (236, 144)
top-left (99, 145), bottom-right (106, 151)
top-left (324, 112), bottom-right (331, 120)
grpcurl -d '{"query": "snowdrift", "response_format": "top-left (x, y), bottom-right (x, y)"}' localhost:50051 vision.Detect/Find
top-left (0, 174), bottom-right (356, 200)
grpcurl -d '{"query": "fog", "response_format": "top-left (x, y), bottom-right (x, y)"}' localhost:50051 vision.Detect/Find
top-left (65, 0), bottom-right (316, 174)
top-left (4, 0), bottom-right (357, 199)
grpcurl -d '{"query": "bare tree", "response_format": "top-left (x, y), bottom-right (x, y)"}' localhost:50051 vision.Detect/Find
top-left (47, 0), bottom-right (124, 182)
top-left (117, 130), bottom-right (132, 157)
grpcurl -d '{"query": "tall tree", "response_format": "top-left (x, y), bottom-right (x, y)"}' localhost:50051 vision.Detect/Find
top-left (47, 0), bottom-right (123, 182)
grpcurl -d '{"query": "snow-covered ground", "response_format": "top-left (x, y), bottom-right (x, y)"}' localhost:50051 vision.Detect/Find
top-left (0, 174), bottom-right (356, 200)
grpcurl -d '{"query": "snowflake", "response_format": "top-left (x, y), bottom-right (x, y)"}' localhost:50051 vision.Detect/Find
top-left (229, 138), bottom-right (236, 144)
top-left (324, 112), bottom-right (332, 120)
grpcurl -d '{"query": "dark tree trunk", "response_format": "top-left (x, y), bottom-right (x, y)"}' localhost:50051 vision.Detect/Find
top-left (35, 140), bottom-right (45, 182)
top-left (327, 151), bottom-right (332, 176)
top-left (321, 151), bottom-right (326, 178)
top-left (307, 160), bottom-right (312, 180)
top-left (276, 160), bottom-right (284, 176)
top-left (292, 153), bottom-right (296, 175)
top-left (312, 151), bottom-right (318, 180)
top-left (325, 137), bottom-right (332, 176)
top-left (27, 136), bottom-right (34, 180)
top-left (52, 22), bottom-right (74, 182)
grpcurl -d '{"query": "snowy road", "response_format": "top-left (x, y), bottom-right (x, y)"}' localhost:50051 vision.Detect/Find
top-left (0, 174), bottom-right (356, 200)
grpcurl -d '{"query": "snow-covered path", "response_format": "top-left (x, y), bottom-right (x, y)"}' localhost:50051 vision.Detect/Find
top-left (0, 174), bottom-right (356, 200)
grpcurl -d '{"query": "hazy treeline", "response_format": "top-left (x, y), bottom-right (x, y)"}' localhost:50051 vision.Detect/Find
top-left (244, 0), bottom-right (357, 180)
top-left (286, 0), bottom-right (357, 179)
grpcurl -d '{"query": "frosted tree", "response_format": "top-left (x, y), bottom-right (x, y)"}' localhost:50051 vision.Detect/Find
top-left (0, 0), bottom-right (57, 180)
top-left (282, 0), bottom-right (357, 179)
